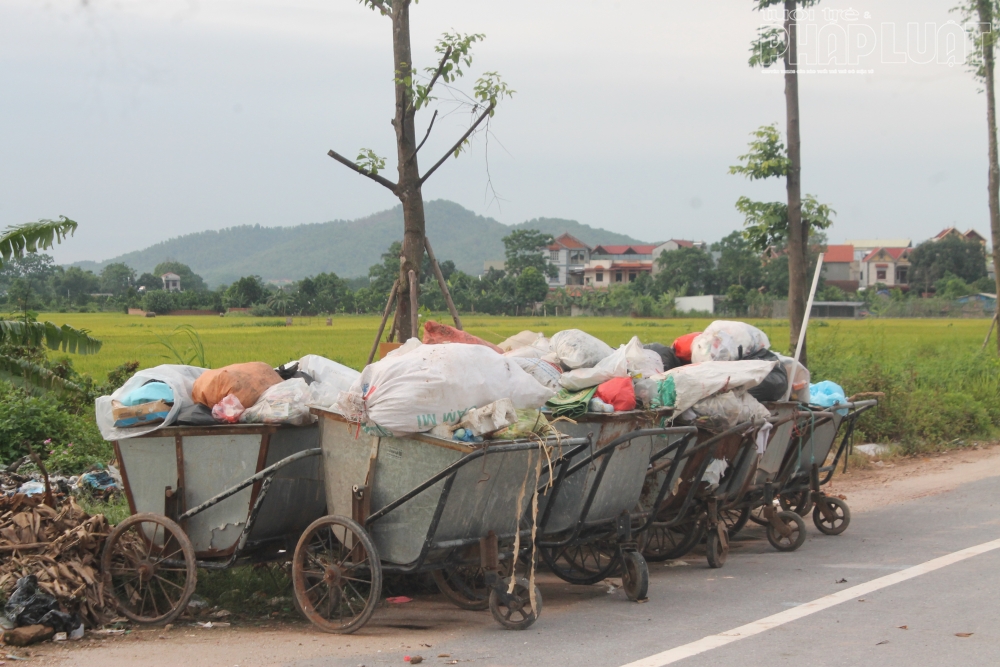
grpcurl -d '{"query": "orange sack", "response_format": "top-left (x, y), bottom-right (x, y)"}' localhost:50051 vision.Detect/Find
top-left (672, 332), bottom-right (702, 363)
top-left (192, 362), bottom-right (282, 408)
top-left (422, 320), bottom-right (503, 353)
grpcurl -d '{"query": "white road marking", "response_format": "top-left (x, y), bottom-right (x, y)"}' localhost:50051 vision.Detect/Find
top-left (620, 537), bottom-right (1000, 667)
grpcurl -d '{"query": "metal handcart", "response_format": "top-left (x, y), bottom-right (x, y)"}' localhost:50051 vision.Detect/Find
top-left (102, 423), bottom-right (326, 625)
top-left (296, 408), bottom-right (590, 633)
top-left (532, 409), bottom-right (695, 600)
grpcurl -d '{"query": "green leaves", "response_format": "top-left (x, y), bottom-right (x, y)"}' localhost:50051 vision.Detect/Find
top-left (951, 1), bottom-right (1000, 85)
top-left (736, 195), bottom-right (835, 251)
top-left (748, 26), bottom-right (786, 68)
top-left (474, 72), bottom-right (515, 115)
top-left (0, 320), bottom-right (102, 355)
top-left (355, 148), bottom-right (387, 176)
top-left (153, 324), bottom-right (209, 368)
top-left (729, 124), bottom-right (790, 180)
top-left (0, 217), bottom-right (78, 269)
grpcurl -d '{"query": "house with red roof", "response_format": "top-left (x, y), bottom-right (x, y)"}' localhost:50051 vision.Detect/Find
top-left (583, 243), bottom-right (659, 286)
top-left (932, 227), bottom-right (987, 246)
top-left (545, 233), bottom-right (592, 286)
top-left (821, 244), bottom-right (861, 292)
top-left (859, 247), bottom-right (911, 289)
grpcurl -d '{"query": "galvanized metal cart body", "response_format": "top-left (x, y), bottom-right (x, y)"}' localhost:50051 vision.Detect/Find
top-left (103, 423), bottom-right (325, 625)
top-left (296, 408), bottom-right (590, 633)
top-left (534, 409), bottom-right (696, 598)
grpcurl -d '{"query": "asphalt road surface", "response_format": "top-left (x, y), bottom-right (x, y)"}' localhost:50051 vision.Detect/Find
top-left (290, 473), bottom-right (1000, 667)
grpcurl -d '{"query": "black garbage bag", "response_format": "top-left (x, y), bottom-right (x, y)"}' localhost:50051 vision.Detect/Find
top-left (644, 343), bottom-right (686, 371)
top-left (3, 575), bottom-right (59, 627)
top-left (743, 349), bottom-right (789, 402)
top-left (175, 403), bottom-right (218, 426)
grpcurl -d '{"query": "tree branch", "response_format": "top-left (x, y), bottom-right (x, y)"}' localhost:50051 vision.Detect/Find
top-left (410, 109), bottom-right (438, 160)
top-left (327, 149), bottom-right (398, 193)
top-left (424, 47), bottom-right (453, 103)
top-left (366, 0), bottom-right (392, 17)
top-left (419, 103), bottom-right (495, 186)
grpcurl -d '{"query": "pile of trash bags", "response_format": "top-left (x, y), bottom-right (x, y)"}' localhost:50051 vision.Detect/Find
top-left (95, 354), bottom-right (360, 441)
top-left (332, 319), bottom-right (834, 440)
top-left (95, 319), bottom-right (846, 444)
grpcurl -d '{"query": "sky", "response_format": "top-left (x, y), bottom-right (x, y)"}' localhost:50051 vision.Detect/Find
top-left (0, 0), bottom-right (991, 264)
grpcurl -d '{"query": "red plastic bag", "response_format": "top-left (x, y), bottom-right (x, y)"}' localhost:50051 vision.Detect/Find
top-left (211, 394), bottom-right (245, 423)
top-left (672, 332), bottom-right (702, 363)
top-left (594, 377), bottom-right (636, 412)
top-left (422, 321), bottom-right (503, 353)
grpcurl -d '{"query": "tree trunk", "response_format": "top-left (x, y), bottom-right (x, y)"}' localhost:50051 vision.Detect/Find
top-left (981, 0), bottom-right (1000, 354)
top-left (784, 0), bottom-right (807, 365)
top-left (391, 1), bottom-right (425, 341)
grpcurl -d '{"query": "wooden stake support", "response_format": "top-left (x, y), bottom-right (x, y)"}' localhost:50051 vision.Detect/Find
top-left (425, 237), bottom-right (463, 330)
top-left (984, 312), bottom-right (998, 350)
top-left (367, 280), bottom-right (398, 365)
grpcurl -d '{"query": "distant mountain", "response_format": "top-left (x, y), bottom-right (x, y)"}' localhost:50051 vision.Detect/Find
top-left (73, 200), bottom-right (648, 286)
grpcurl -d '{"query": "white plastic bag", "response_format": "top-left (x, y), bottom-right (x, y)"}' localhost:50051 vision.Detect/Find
top-left (559, 338), bottom-right (635, 391)
top-left (663, 359), bottom-right (777, 413)
top-left (626, 341), bottom-right (664, 379)
top-left (550, 329), bottom-right (614, 369)
top-left (457, 398), bottom-right (517, 436)
top-left (691, 321), bottom-right (770, 363)
top-left (295, 354), bottom-right (360, 391)
top-left (336, 344), bottom-right (555, 436)
top-left (685, 390), bottom-right (770, 430)
top-left (213, 394), bottom-right (245, 423)
top-left (95, 364), bottom-right (207, 441)
top-left (503, 336), bottom-right (552, 359)
top-left (385, 337), bottom-right (423, 359)
top-left (775, 353), bottom-right (811, 402)
top-left (498, 330), bottom-right (545, 352)
top-left (241, 378), bottom-right (314, 425)
top-left (510, 357), bottom-right (562, 390)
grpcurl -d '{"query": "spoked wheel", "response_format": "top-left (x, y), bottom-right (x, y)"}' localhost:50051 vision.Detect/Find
top-left (489, 576), bottom-right (542, 630)
top-left (433, 559), bottom-right (511, 611)
top-left (813, 497), bottom-right (851, 535)
top-left (720, 507), bottom-right (750, 537)
top-left (539, 538), bottom-right (619, 585)
top-left (641, 517), bottom-right (705, 562)
top-left (705, 525), bottom-right (729, 568)
top-left (779, 490), bottom-right (814, 517)
top-left (766, 510), bottom-right (807, 552)
top-left (749, 501), bottom-right (777, 526)
top-left (292, 515), bottom-right (382, 634)
top-left (101, 513), bottom-right (197, 625)
top-left (620, 551), bottom-right (649, 601)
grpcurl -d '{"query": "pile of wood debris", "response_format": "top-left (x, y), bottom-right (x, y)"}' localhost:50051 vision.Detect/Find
top-left (0, 494), bottom-right (116, 626)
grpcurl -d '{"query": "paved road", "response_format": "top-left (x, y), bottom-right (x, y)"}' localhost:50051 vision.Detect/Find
top-left (291, 474), bottom-right (1000, 667)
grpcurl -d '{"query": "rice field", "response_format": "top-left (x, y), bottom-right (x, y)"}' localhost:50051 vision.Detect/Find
top-left (37, 311), bottom-right (995, 382)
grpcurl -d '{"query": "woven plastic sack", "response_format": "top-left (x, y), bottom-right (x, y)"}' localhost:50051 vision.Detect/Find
top-left (422, 320), bottom-right (502, 353)
top-left (192, 362), bottom-right (282, 409)
top-left (336, 343), bottom-right (555, 436)
top-left (550, 329), bottom-right (614, 369)
top-left (498, 330), bottom-right (546, 352)
top-left (559, 337), bottom-right (637, 391)
top-left (510, 357), bottom-right (562, 390)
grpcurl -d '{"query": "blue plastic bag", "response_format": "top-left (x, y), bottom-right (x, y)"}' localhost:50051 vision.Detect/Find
top-left (809, 381), bottom-right (847, 414)
top-left (120, 381), bottom-right (174, 407)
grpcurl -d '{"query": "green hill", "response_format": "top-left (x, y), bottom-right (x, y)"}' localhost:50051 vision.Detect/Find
top-left (73, 200), bottom-right (647, 286)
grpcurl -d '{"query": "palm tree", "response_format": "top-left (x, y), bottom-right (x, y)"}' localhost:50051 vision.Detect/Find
top-left (267, 288), bottom-right (293, 316)
top-left (0, 217), bottom-right (102, 392)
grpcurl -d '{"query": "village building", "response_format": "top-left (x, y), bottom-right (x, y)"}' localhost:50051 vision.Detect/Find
top-left (161, 272), bottom-right (181, 292)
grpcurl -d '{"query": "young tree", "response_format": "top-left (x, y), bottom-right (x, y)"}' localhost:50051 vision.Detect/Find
top-left (515, 267), bottom-right (549, 307)
top-left (99, 263), bottom-right (136, 297)
top-left (327, 2), bottom-right (513, 340)
top-left (747, 0), bottom-right (820, 362)
top-left (225, 276), bottom-right (266, 308)
top-left (909, 235), bottom-right (988, 292)
top-left (730, 123), bottom-right (833, 364)
top-left (955, 1), bottom-right (1000, 350)
top-left (503, 230), bottom-right (557, 278)
top-left (712, 230), bottom-right (763, 289)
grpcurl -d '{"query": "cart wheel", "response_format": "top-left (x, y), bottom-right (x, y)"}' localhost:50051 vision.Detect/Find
top-left (766, 511), bottom-right (807, 552)
top-left (293, 515), bottom-right (382, 634)
top-left (101, 513), bottom-right (197, 626)
top-left (489, 577), bottom-right (542, 631)
top-left (813, 497), bottom-right (851, 535)
top-left (779, 491), bottom-right (814, 517)
top-left (749, 501), bottom-right (776, 526)
top-left (620, 551), bottom-right (649, 601)
top-left (433, 559), bottom-right (510, 611)
top-left (720, 507), bottom-right (750, 537)
top-left (641, 518), bottom-right (705, 562)
top-left (706, 525), bottom-right (729, 569)
top-left (539, 539), bottom-right (619, 585)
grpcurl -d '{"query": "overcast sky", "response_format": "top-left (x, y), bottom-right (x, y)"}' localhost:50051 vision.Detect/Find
top-left (0, 0), bottom-right (990, 264)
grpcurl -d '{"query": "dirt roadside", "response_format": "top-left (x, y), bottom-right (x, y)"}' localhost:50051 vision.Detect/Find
top-left (9, 443), bottom-right (1000, 667)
